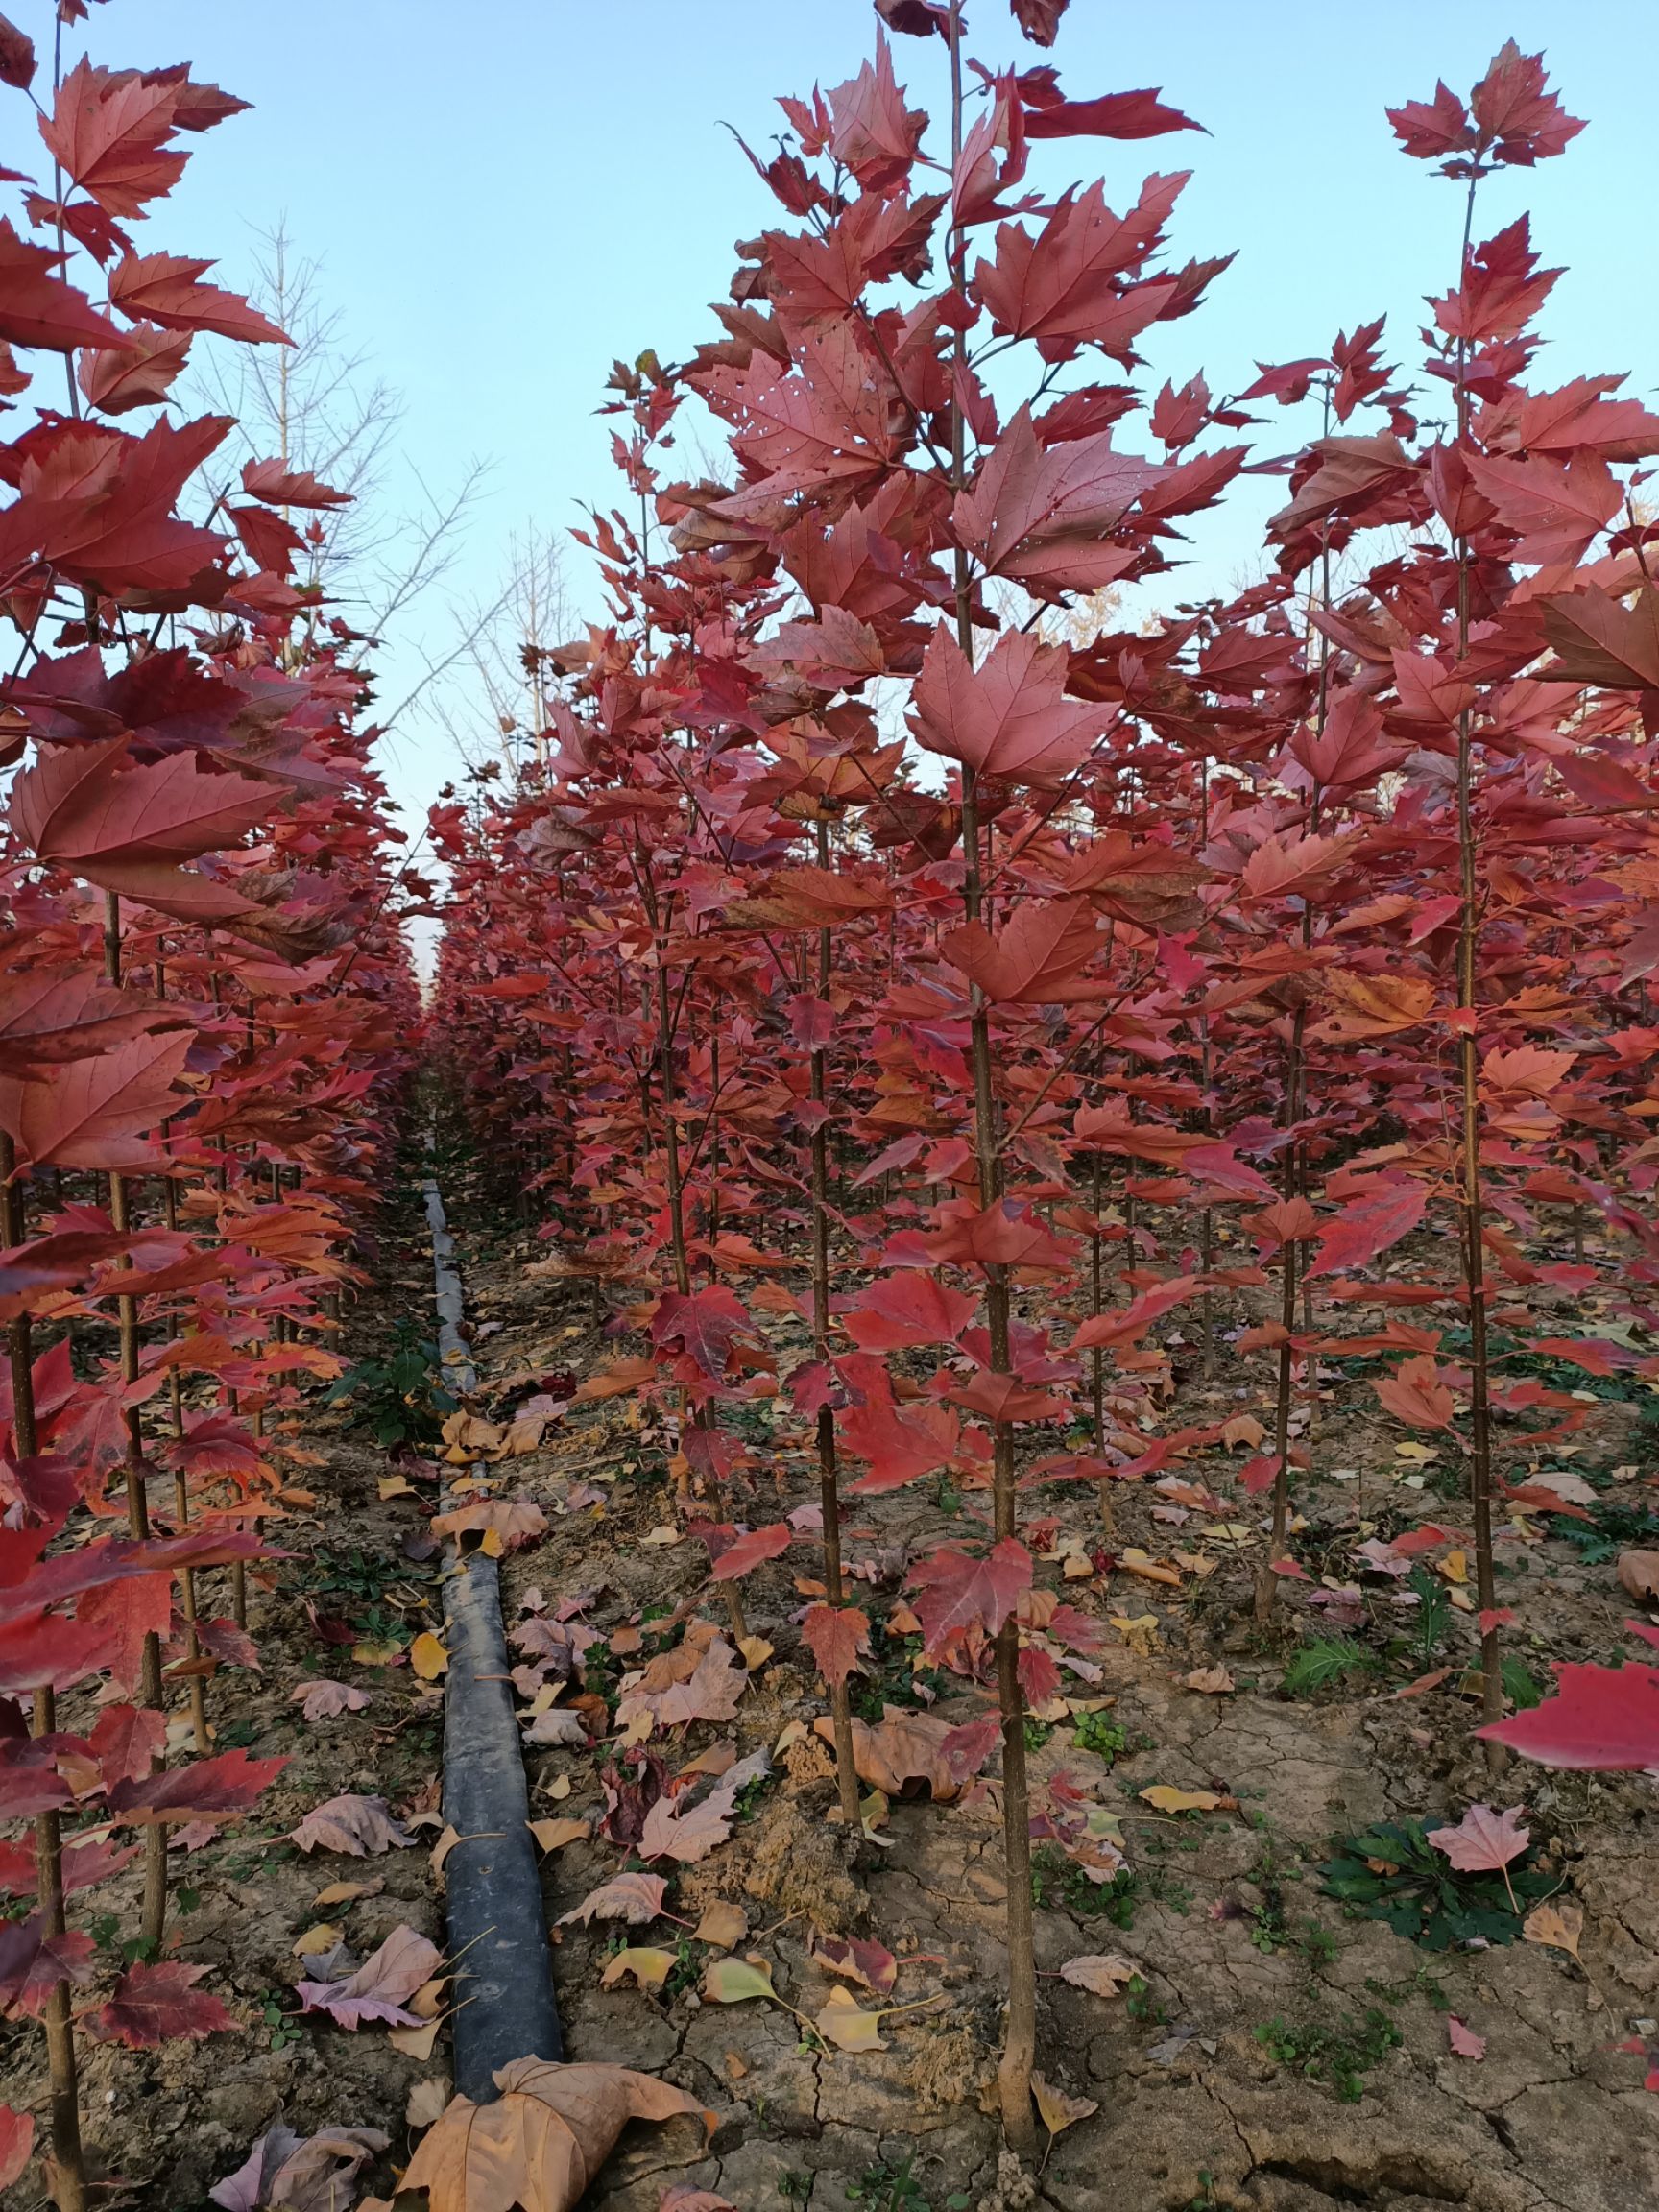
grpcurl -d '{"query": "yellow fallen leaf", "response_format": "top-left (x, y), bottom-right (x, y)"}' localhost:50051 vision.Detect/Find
top-left (1110, 1614), bottom-right (1161, 1655)
top-left (1395, 1441), bottom-right (1436, 1463)
top-left (429, 1825), bottom-right (463, 1877)
top-left (1139, 1785), bottom-right (1221, 1815)
top-left (411, 1632), bottom-right (449, 1681)
top-left (387, 2013), bottom-right (445, 2060)
top-left (351, 1640), bottom-right (401, 1668)
top-left (292, 1921), bottom-right (343, 1958)
top-left (527, 1817), bottom-right (589, 1853)
top-left (480, 1527), bottom-right (504, 1558)
top-left (312, 1878), bottom-right (383, 1908)
top-left (379, 1475), bottom-right (416, 1500)
top-left (1118, 1549), bottom-right (1183, 1589)
top-left (703, 1955), bottom-right (777, 2005)
top-left (1032, 2072), bottom-right (1097, 2135)
top-left (815, 1984), bottom-right (884, 2052)
top-left (737, 1636), bottom-right (774, 1670)
top-left (542, 1774), bottom-right (572, 1802)
top-left (600, 1947), bottom-right (676, 1993)
top-left (640, 1526), bottom-right (682, 1548)
top-left (1183, 1667), bottom-right (1235, 1695)
top-left (1439, 1550), bottom-right (1468, 1585)
top-left (1523, 1900), bottom-right (1583, 1961)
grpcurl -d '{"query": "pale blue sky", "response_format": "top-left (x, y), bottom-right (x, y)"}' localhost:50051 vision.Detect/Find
top-left (83, 2), bottom-right (1659, 839)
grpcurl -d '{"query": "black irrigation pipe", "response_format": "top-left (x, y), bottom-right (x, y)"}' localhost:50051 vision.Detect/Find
top-left (424, 1157), bottom-right (563, 2099)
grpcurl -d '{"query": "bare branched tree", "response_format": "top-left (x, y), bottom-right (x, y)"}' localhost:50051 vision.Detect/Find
top-left (188, 220), bottom-right (496, 718)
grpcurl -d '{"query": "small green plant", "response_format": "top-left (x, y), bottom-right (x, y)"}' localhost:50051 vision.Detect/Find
top-left (1023, 1716), bottom-right (1053, 1751)
top-left (1404, 1564), bottom-right (1451, 1670)
top-left (88, 1912), bottom-right (156, 1966)
top-left (1255, 2007), bottom-right (1402, 2102)
top-left (845, 2158), bottom-right (968, 2212)
top-left (1124, 1972), bottom-right (1165, 2024)
top-left (1322, 1818), bottom-right (1554, 1950)
top-left (1282, 1635), bottom-right (1382, 1697)
top-left (323, 1317), bottom-right (456, 1449)
top-left (1070, 1710), bottom-right (1129, 1761)
top-left (778, 2172), bottom-right (813, 2203)
top-left (1030, 1845), bottom-right (1139, 1926)
top-left (261, 1993), bottom-right (304, 2054)
top-left (1502, 1654), bottom-right (1544, 1709)
top-left (1364, 1961), bottom-right (1451, 2012)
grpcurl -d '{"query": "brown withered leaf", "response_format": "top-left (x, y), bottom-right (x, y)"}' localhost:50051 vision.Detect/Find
top-left (400, 2057), bottom-right (710, 2212)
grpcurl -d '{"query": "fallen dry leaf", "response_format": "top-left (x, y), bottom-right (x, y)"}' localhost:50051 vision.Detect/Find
top-left (406, 2075), bottom-right (452, 2130)
top-left (599, 1947), bottom-right (677, 1993)
top-left (1523, 1900), bottom-right (1584, 1961)
top-left (557, 1872), bottom-right (667, 1929)
top-left (693, 1901), bottom-right (748, 1951)
top-left (1617, 1550), bottom-right (1659, 1602)
top-left (209, 2124), bottom-right (389, 2212)
top-left (1183, 1667), bottom-right (1235, 1695)
top-left (808, 1932), bottom-right (897, 1996)
top-left (312, 1878), bottom-right (383, 1909)
top-left (1426, 1803), bottom-right (1529, 1872)
top-left (297, 1924), bottom-right (444, 2031)
top-left (527, 1817), bottom-right (589, 1854)
top-left (1448, 2016), bottom-right (1486, 2060)
top-left (291, 1922), bottom-right (344, 1959)
top-left (816, 1705), bottom-right (993, 1803)
top-left (1032, 2071), bottom-right (1097, 2135)
top-left (660, 2188), bottom-right (736, 2212)
top-left (291, 1681), bottom-right (371, 1722)
top-left (1058, 1953), bottom-right (1139, 1997)
top-left (814, 1984), bottom-right (884, 2052)
top-left (701, 1954), bottom-right (777, 2006)
top-left (410, 1632), bottom-right (449, 1681)
top-left (400, 2057), bottom-right (709, 2212)
top-left (290, 1794), bottom-right (414, 1857)
top-left (1139, 1785), bottom-right (1221, 1815)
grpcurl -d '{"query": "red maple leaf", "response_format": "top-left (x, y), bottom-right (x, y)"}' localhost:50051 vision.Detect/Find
top-left (80, 1960), bottom-right (236, 2046)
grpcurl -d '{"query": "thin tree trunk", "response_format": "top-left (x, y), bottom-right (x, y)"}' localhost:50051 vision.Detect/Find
top-left (810, 819), bottom-right (861, 1823)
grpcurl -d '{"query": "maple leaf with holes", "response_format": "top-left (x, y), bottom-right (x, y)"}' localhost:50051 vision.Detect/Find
top-left (909, 626), bottom-right (1109, 784)
top-left (37, 60), bottom-right (186, 217)
top-left (81, 1959), bottom-right (236, 2046)
top-left (953, 405), bottom-right (1164, 597)
top-left (650, 1286), bottom-right (757, 1382)
top-left (973, 175), bottom-right (1186, 363)
top-left (802, 1603), bottom-right (872, 1685)
top-left (1427, 1804), bottom-right (1529, 1872)
top-left (909, 1540), bottom-right (1032, 1662)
